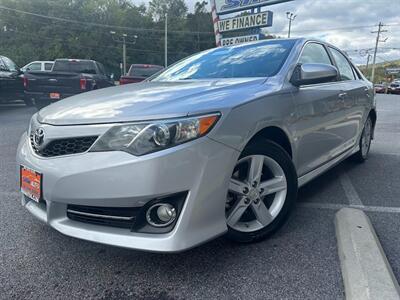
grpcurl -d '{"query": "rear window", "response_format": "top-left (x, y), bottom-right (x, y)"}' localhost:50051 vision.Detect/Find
top-left (129, 66), bottom-right (163, 77)
top-left (53, 60), bottom-right (97, 74)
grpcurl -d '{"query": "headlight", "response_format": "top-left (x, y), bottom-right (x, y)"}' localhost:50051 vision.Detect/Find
top-left (90, 113), bottom-right (220, 156)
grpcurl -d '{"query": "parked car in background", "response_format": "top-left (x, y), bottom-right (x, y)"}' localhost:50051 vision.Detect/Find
top-left (24, 59), bottom-right (115, 109)
top-left (119, 64), bottom-right (163, 85)
top-left (388, 82), bottom-right (400, 94)
top-left (0, 55), bottom-right (33, 106)
top-left (17, 38), bottom-right (376, 252)
top-left (374, 83), bottom-right (386, 94)
top-left (21, 61), bottom-right (54, 73)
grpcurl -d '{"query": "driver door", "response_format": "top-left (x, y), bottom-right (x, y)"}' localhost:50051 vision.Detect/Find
top-left (291, 42), bottom-right (348, 176)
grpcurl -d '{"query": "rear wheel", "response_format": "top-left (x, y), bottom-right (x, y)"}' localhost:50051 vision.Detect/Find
top-left (352, 116), bottom-right (373, 163)
top-left (23, 95), bottom-right (34, 107)
top-left (225, 140), bottom-right (297, 243)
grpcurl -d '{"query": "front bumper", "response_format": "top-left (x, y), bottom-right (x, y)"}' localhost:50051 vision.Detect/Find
top-left (17, 131), bottom-right (239, 252)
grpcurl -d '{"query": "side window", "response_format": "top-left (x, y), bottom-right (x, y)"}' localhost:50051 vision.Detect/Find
top-left (44, 63), bottom-right (53, 71)
top-left (0, 58), bottom-right (7, 71)
top-left (97, 63), bottom-right (106, 75)
top-left (27, 63), bottom-right (41, 71)
top-left (299, 43), bottom-right (332, 65)
top-left (329, 48), bottom-right (356, 81)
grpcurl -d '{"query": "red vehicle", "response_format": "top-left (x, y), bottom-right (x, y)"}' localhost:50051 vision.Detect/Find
top-left (119, 64), bottom-right (163, 85)
top-left (374, 84), bottom-right (386, 94)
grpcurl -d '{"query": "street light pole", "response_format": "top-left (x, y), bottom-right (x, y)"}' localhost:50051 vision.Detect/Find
top-left (122, 34), bottom-right (127, 75)
top-left (286, 12), bottom-right (296, 38)
top-left (365, 53), bottom-right (372, 79)
top-left (110, 31), bottom-right (138, 76)
top-left (165, 13), bottom-right (168, 68)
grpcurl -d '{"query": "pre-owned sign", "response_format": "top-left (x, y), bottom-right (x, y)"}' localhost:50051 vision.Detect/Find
top-left (215, 0), bottom-right (293, 15)
top-left (221, 34), bottom-right (260, 46)
top-left (218, 11), bottom-right (272, 32)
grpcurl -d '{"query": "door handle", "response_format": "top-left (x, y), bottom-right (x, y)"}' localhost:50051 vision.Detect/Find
top-left (338, 92), bottom-right (347, 99)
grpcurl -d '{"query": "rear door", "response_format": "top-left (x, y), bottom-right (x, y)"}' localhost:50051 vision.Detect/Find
top-left (291, 42), bottom-right (348, 176)
top-left (328, 47), bottom-right (370, 149)
top-left (0, 57), bottom-right (23, 100)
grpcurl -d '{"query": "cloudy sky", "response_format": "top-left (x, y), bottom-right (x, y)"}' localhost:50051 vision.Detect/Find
top-left (138, 0), bottom-right (400, 65)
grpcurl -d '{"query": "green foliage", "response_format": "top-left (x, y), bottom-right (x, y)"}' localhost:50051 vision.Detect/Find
top-left (359, 60), bottom-right (400, 83)
top-left (0, 0), bottom-right (215, 78)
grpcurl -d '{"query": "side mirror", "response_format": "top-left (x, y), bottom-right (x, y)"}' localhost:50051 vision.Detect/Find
top-left (290, 63), bottom-right (338, 86)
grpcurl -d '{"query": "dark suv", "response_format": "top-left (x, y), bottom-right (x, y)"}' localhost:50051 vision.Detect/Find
top-left (0, 56), bottom-right (32, 106)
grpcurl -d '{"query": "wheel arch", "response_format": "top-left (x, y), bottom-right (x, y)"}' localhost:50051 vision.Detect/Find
top-left (246, 126), bottom-right (293, 158)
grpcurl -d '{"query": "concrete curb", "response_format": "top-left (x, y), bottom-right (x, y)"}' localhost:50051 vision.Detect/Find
top-left (335, 208), bottom-right (400, 300)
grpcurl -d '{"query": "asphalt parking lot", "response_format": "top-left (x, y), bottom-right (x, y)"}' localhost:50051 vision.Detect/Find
top-left (1, 94), bottom-right (399, 299)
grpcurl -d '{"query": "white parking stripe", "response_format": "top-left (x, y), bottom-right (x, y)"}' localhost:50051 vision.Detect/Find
top-left (298, 202), bottom-right (400, 214)
top-left (340, 171), bottom-right (364, 207)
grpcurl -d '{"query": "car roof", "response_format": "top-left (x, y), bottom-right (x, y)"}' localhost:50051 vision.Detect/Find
top-left (131, 64), bottom-right (163, 68)
top-left (56, 59), bottom-right (95, 62)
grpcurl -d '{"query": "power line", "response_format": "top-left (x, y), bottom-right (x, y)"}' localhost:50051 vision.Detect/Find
top-left (0, 30), bottom-right (188, 55)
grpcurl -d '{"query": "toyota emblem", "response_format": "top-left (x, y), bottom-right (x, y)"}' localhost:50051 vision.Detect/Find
top-left (33, 128), bottom-right (45, 148)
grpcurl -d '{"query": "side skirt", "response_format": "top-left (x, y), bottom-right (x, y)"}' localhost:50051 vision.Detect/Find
top-left (297, 145), bottom-right (359, 188)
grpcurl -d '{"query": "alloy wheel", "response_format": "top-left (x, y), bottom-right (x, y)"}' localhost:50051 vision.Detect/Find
top-left (226, 155), bottom-right (287, 233)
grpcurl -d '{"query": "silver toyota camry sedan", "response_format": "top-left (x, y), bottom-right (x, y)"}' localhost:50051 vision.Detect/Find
top-left (17, 38), bottom-right (376, 252)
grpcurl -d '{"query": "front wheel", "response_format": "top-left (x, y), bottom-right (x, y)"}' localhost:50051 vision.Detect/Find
top-left (225, 140), bottom-right (298, 243)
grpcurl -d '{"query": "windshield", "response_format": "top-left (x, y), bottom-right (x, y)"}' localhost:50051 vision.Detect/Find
top-left (129, 66), bottom-right (163, 77)
top-left (151, 40), bottom-right (295, 81)
top-left (53, 60), bottom-right (97, 74)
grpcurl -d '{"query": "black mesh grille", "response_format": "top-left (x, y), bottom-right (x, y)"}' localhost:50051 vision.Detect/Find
top-left (30, 135), bottom-right (98, 157)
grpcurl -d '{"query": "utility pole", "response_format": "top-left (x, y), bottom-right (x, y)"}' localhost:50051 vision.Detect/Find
top-left (286, 12), bottom-right (296, 38)
top-left (122, 33), bottom-right (127, 75)
top-left (165, 13), bottom-right (168, 68)
top-left (110, 31), bottom-right (138, 76)
top-left (371, 22), bottom-right (388, 83)
top-left (365, 53), bottom-right (372, 79)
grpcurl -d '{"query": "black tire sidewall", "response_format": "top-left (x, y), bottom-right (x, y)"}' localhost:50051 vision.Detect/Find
top-left (226, 139), bottom-right (298, 243)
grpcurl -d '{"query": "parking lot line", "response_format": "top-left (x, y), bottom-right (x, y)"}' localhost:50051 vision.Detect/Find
top-left (339, 171), bottom-right (364, 207)
top-left (298, 202), bottom-right (400, 214)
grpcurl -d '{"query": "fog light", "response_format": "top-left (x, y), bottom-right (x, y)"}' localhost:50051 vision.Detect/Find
top-left (146, 203), bottom-right (176, 227)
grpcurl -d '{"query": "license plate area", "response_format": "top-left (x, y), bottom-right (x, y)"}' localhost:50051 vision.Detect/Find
top-left (49, 92), bottom-right (60, 99)
top-left (20, 166), bottom-right (42, 203)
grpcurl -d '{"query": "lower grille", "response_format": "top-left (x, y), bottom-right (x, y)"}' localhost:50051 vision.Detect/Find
top-left (67, 205), bottom-right (140, 229)
top-left (30, 135), bottom-right (98, 157)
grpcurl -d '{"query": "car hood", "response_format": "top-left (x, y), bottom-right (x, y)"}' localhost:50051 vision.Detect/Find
top-left (38, 78), bottom-right (271, 125)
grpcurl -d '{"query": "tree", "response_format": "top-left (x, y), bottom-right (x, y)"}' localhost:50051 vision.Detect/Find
top-left (147, 0), bottom-right (187, 21)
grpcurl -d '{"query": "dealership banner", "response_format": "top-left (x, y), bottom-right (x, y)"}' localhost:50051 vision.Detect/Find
top-left (218, 11), bottom-right (272, 33)
top-left (221, 34), bottom-right (260, 46)
top-left (215, 0), bottom-right (293, 15)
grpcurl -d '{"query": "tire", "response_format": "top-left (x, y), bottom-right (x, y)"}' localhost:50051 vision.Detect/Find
top-left (225, 139), bottom-right (298, 243)
top-left (23, 95), bottom-right (34, 107)
top-left (352, 116), bottom-right (373, 163)
top-left (34, 99), bottom-right (51, 110)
